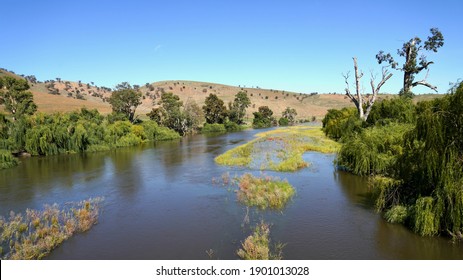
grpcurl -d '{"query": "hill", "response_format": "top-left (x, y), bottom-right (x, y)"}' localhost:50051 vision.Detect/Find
top-left (0, 68), bottom-right (442, 120)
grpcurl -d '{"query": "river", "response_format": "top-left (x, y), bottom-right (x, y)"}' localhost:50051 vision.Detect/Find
top-left (0, 128), bottom-right (461, 259)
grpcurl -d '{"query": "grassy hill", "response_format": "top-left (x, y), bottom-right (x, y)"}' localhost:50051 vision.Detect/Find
top-left (1, 68), bottom-right (442, 120)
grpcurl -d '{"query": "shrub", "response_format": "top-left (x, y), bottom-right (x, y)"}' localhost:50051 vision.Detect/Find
top-left (367, 97), bottom-right (416, 126)
top-left (384, 205), bottom-right (408, 224)
top-left (322, 107), bottom-right (361, 140)
top-left (0, 149), bottom-right (18, 169)
top-left (202, 123), bottom-right (226, 133)
top-left (224, 121), bottom-right (244, 132)
top-left (337, 123), bottom-right (413, 176)
top-left (278, 117), bottom-right (289, 126)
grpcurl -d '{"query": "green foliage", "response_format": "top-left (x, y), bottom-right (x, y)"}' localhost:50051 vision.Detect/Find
top-left (412, 197), bottom-right (439, 236)
top-left (384, 205), bottom-right (408, 224)
top-left (366, 97), bottom-right (416, 126)
top-left (202, 123), bottom-right (226, 133)
top-left (236, 174), bottom-right (295, 210)
top-left (224, 120), bottom-right (244, 132)
top-left (0, 76), bottom-right (37, 120)
top-left (0, 149), bottom-right (18, 169)
top-left (393, 82), bottom-right (463, 236)
top-left (337, 123), bottom-right (413, 176)
top-left (278, 117), bottom-right (289, 126)
top-left (282, 107), bottom-right (297, 125)
top-left (376, 28), bottom-right (444, 94)
top-left (108, 82), bottom-right (142, 123)
top-left (149, 93), bottom-right (203, 135)
top-left (0, 108), bottom-right (179, 161)
top-left (252, 106), bottom-right (275, 128)
top-left (215, 126), bottom-right (339, 171)
top-left (342, 82), bottom-right (463, 236)
top-left (322, 107), bottom-right (361, 140)
top-left (228, 91), bottom-right (250, 124)
top-left (141, 120), bottom-right (180, 141)
top-left (203, 94), bottom-right (227, 124)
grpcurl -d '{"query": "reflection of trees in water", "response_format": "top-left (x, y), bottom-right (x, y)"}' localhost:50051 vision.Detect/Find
top-left (335, 168), bottom-right (463, 259)
top-left (373, 218), bottom-right (463, 259)
top-left (109, 146), bottom-right (144, 197)
top-left (0, 152), bottom-right (107, 213)
top-left (334, 170), bottom-right (374, 209)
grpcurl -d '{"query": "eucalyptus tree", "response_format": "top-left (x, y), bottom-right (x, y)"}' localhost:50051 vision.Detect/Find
top-left (376, 28), bottom-right (444, 97)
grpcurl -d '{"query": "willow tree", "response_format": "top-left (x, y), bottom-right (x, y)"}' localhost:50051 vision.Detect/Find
top-left (343, 57), bottom-right (392, 121)
top-left (376, 28), bottom-right (444, 97)
top-left (377, 82), bottom-right (463, 237)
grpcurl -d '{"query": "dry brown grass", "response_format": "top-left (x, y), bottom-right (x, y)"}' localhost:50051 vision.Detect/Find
top-left (0, 69), bottom-right (443, 118)
top-left (0, 198), bottom-right (102, 260)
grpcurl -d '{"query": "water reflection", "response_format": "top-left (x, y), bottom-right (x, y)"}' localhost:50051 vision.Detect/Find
top-left (1, 130), bottom-right (462, 259)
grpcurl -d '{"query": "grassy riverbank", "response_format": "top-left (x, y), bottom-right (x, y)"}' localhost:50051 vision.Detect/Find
top-left (215, 125), bottom-right (340, 172)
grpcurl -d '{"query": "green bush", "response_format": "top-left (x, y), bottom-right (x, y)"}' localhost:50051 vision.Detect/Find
top-left (278, 117), bottom-right (289, 126)
top-left (367, 97), bottom-right (416, 126)
top-left (337, 123), bottom-right (413, 176)
top-left (224, 121), bottom-right (244, 132)
top-left (384, 205), bottom-right (408, 224)
top-left (202, 123), bottom-right (226, 133)
top-left (322, 107), bottom-right (361, 140)
top-left (0, 149), bottom-right (18, 169)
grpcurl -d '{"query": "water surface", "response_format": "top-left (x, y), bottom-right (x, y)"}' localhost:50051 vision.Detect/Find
top-left (1, 129), bottom-right (461, 259)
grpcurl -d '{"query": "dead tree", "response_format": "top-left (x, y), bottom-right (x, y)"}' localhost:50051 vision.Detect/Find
top-left (343, 57), bottom-right (392, 121)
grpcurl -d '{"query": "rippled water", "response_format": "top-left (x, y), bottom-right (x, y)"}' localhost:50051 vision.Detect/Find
top-left (1, 128), bottom-right (462, 259)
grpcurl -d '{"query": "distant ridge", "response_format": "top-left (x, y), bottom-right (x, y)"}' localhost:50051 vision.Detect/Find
top-left (0, 68), bottom-right (441, 119)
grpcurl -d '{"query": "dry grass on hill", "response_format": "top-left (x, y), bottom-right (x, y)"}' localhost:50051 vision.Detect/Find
top-left (1, 69), bottom-right (442, 119)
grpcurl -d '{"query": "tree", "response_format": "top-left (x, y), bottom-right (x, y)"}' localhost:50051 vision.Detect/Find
top-left (282, 107), bottom-right (297, 125)
top-left (376, 28), bottom-right (444, 96)
top-left (228, 91), bottom-right (251, 124)
top-left (0, 76), bottom-right (37, 121)
top-left (157, 92), bottom-right (183, 133)
top-left (343, 57), bottom-right (392, 121)
top-left (108, 82), bottom-right (142, 123)
top-left (253, 106), bottom-right (275, 128)
top-left (203, 94), bottom-right (227, 124)
top-left (182, 98), bottom-right (203, 134)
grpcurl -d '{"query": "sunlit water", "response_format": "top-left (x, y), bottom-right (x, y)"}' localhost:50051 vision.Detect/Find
top-left (1, 128), bottom-right (462, 259)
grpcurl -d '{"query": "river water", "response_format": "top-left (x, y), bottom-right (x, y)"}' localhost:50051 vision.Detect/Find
top-left (0, 128), bottom-right (462, 259)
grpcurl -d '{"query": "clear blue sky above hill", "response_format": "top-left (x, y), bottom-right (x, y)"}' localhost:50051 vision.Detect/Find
top-left (1, 0), bottom-right (462, 93)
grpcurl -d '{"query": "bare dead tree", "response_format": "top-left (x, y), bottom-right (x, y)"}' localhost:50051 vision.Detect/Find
top-left (344, 57), bottom-right (393, 121)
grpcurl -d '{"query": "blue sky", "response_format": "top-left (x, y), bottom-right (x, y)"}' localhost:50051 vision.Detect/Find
top-left (1, 0), bottom-right (462, 93)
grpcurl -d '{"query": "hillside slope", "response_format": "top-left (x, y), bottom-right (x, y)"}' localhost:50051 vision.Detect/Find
top-left (1, 69), bottom-right (442, 120)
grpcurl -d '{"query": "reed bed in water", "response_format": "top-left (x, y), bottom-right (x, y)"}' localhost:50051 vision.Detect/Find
top-left (0, 197), bottom-right (102, 260)
top-left (215, 126), bottom-right (339, 172)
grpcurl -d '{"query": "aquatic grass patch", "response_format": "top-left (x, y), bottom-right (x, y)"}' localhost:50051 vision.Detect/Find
top-left (215, 126), bottom-right (340, 172)
top-left (237, 173), bottom-right (295, 210)
top-left (0, 197), bottom-right (102, 260)
top-left (236, 221), bottom-right (284, 260)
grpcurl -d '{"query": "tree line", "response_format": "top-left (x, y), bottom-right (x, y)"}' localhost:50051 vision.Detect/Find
top-left (0, 76), bottom-right (301, 169)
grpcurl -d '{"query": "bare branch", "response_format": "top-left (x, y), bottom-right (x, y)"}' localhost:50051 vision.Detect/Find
top-left (364, 67), bottom-right (393, 120)
top-left (411, 69), bottom-right (438, 92)
top-left (412, 80), bottom-right (438, 92)
top-left (353, 57), bottom-right (364, 118)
